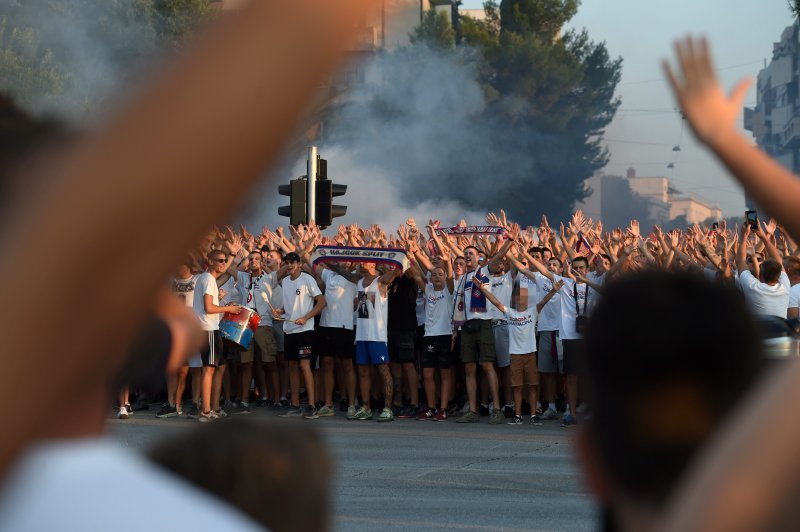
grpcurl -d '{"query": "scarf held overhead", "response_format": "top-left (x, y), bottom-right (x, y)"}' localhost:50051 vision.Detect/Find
top-left (310, 246), bottom-right (409, 271)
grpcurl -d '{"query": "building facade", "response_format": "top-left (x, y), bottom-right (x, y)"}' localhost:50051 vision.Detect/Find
top-left (744, 20), bottom-right (800, 210)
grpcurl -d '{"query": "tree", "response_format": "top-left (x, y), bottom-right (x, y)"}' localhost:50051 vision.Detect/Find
top-left (409, 9), bottom-right (455, 49)
top-left (0, 0), bottom-right (216, 119)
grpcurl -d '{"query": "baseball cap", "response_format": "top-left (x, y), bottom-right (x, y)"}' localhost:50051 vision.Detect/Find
top-left (284, 252), bottom-right (301, 262)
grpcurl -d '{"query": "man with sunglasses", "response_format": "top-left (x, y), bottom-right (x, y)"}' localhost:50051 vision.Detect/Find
top-left (193, 250), bottom-right (243, 422)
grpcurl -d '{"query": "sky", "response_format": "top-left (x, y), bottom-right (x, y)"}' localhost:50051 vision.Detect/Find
top-left (461, 0), bottom-right (795, 216)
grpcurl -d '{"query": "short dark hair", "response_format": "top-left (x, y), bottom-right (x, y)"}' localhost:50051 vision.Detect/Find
top-left (528, 246), bottom-right (542, 255)
top-left (761, 259), bottom-right (782, 284)
top-left (548, 257), bottom-right (563, 268)
top-left (583, 271), bottom-right (762, 505)
top-left (572, 256), bottom-right (589, 267)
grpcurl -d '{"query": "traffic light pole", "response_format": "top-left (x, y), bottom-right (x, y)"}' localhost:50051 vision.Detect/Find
top-left (306, 146), bottom-right (317, 225)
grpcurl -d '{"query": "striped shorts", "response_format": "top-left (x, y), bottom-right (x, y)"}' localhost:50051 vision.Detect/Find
top-left (200, 330), bottom-right (224, 367)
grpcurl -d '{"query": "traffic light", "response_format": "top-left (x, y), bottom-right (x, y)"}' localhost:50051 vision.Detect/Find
top-left (314, 179), bottom-right (347, 228)
top-left (278, 178), bottom-right (306, 226)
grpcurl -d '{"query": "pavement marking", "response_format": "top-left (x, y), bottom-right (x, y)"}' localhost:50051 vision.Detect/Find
top-left (335, 515), bottom-right (554, 531)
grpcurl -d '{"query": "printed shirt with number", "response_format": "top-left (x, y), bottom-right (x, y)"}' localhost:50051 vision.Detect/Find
top-left (281, 272), bottom-right (322, 334)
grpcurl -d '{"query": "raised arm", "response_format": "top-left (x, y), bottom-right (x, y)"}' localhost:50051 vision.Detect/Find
top-left (664, 36), bottom-right (800, 243)
top-left (472, 277), bottom-right (505, 314)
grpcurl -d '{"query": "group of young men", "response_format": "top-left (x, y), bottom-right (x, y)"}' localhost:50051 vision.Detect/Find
top-left (124, 211), bottom-right (800, 427)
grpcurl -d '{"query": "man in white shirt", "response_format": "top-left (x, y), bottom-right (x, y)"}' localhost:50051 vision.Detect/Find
top-left (785, 257), bottom-right (800, 319)
top-left (315, 261), bottom-right (359, 418)
top-left (193, 250), bottom-right (243, 422)
top-left (233, 250), bottom-right (279, 414)
top-left (272, 252), bottom-right (326, 419)
top-left (736, 224), bottom-right (790, 318)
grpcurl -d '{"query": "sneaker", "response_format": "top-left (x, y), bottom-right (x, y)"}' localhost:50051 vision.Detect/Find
top-left (456, 411), bottom-right (480, 423)
top-left (530, 415), bottom-right (543, 426)
top-left (346, 405), bottom-right (358, 419)
top-left (233, 402), bottom-right (251, 415)
top-left (398, 405), bottom-right (417, 419)
top-left (478, 404), bottom-right (490, 417)
top-left (433, 409), bottom-right (449, 421)
top-left (377, 407), bottom-right (394, 422)
top-left (503, 404), bottom-right (515, 419)
top-left (124, 404), bottom-right (134, 416)
top-left (279, 398), bottom-right (290, 408)
top-left (155, 404), bottom-right (178, 418)
top-left (186, 404), bottom-right (200, 419)
top-left (352, 406), bottom-right (373, 420)
top-left (223, 399), bottom-right (234, 411)
top-left (317, 405), bottom-right (335, 417)
top-left (279, 405), bottom-right (304, 418)
top-left (391, 404), bottom-right (402, 416)
top-left (561, 414), bottom-right (578, 427)
top-left (540, 408), bottom-right (558, 420)
top-left (576, 402), bottom-right (589, 415)
top-left (489, 409), bottom-right (504, 425)
top-left (215, 408), bottom-right (228, 419)
top-left (118, 406), bottom-right (129, 420)
top-left (459, 402), bottom-right (471, 415)
top-left (417, 408), bottom-right (435, 421)
top-left (199, 410), bottom-right (218, 423)
top-left (508, 415), bottom-right (523, 425)
top-left (304, 406), bottom-right (319, 420)
top-left (255, 398), bottom-right (269, 407)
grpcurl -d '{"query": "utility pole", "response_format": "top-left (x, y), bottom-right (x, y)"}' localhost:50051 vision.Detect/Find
top-left (306, 146), bottom-right (317, 225)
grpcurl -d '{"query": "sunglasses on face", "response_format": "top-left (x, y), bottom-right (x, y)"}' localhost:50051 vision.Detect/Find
top-left (213, 258), bottom-right (227, 264)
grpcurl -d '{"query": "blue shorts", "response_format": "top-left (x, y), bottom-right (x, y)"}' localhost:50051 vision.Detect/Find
top-left (356, 341), bottom-right (390, 366)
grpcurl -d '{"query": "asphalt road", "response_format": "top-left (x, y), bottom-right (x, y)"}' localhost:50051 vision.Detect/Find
top-left (109, 407), bottom-right (598, 531)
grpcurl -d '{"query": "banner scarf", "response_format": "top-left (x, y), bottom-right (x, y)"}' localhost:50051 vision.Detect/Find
top-left (453, 268), bottom-right (490, 324)
top-left (310, 245), bottom-right (410, 271)
top-left (435, 225), bottom-right (505, 237)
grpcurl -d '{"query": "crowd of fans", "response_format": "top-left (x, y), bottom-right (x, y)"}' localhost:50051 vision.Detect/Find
top-left (121, 208), bottom-right (798, 427)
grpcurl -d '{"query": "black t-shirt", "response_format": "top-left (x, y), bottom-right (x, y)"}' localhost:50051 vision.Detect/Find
top-left (388, 274), bottom-right (418, 331)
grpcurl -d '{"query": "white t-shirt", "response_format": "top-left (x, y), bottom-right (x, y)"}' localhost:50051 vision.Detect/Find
top-left (488, 271), bottom-right (513, 320)
top-left (320, 269), bottom-right (356, 330)
top-left (356, 277), bottom-right (388, 342)
top-left (281, 272), bottom-right (322, 334)
top-left (455, 266), bottom-right (493, 321)
top-left (236, 270), bottom-right (274, 326)
top-left (524, 272), bottom-right (561, 332)
top-left (556, 276), bottom-right (589, 340)
top-left (424, 283), bottom-right (454, 337)
top-left (172, 274), bottom-right (198, 308)
top-left (0, 439), bottom-right (259, 531)
top-left (739, 270), bottom-right (791, 318)
top-left (218, 275), bottom-right (239, 306)
top-left (192, 272), bottom-right (221, 331)
top-left (789, 283), bottom-right (800, 311)
top-left (505, 307), bottom-right (537, 354)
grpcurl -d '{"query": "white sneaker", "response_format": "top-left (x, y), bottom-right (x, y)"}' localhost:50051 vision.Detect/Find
top-left (377, 407), bottom-right (394, 422)
top-left (118, 407), bottom-right (129, 420)
top-left (346, 405), bottom-right (357, 420)
top-left (540, 408), bottom-right (558, 420)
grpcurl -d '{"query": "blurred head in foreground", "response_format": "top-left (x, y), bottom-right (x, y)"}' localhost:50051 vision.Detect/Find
top-left (577, 271), bottom-right (763, 531)
top-left (148, 418), bottom-right (332, 532)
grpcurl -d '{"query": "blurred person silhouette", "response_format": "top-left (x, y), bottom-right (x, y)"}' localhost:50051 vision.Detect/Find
top-left (575, 271), bottom-right (763, 532)
top-left (149, 418), bottom-right (332, 532)
top-left (657, 36), bottom-right (800, 532)
top-left (0, 0), bottom-right (370, 529)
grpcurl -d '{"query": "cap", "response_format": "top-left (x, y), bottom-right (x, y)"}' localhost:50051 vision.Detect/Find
top-left (284, 252), bottom-right (301, 263)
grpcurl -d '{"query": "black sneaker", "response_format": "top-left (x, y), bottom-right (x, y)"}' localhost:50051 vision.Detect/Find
top-left (529, 415), bottom-right (543, 426)
top-left (233, 402), bottom-right (251, 415)
top-left (155, 404), bottom-right (178, 418)
top-left (503, 405), bottom-right (514, 419)
top-left (397, 405), bottom-right (418, 419)
top-left (507, 415), bottom-right (523, 425)
top-left (124, 404), bottom-right (135, 416)
top-left (279, 399), bottom-right (290, 408)
top-left (255, 398), bottom-right (269, 407)
top-left (186, 403), bottom-right (200, 419)
top-left (479, 404), bottom-right (490, 417)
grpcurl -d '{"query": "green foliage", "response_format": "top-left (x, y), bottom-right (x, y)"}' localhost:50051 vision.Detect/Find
top-left (0, 0), bottom-right (216, 118)
top-left (410, 9), bottom-right (455, 49)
